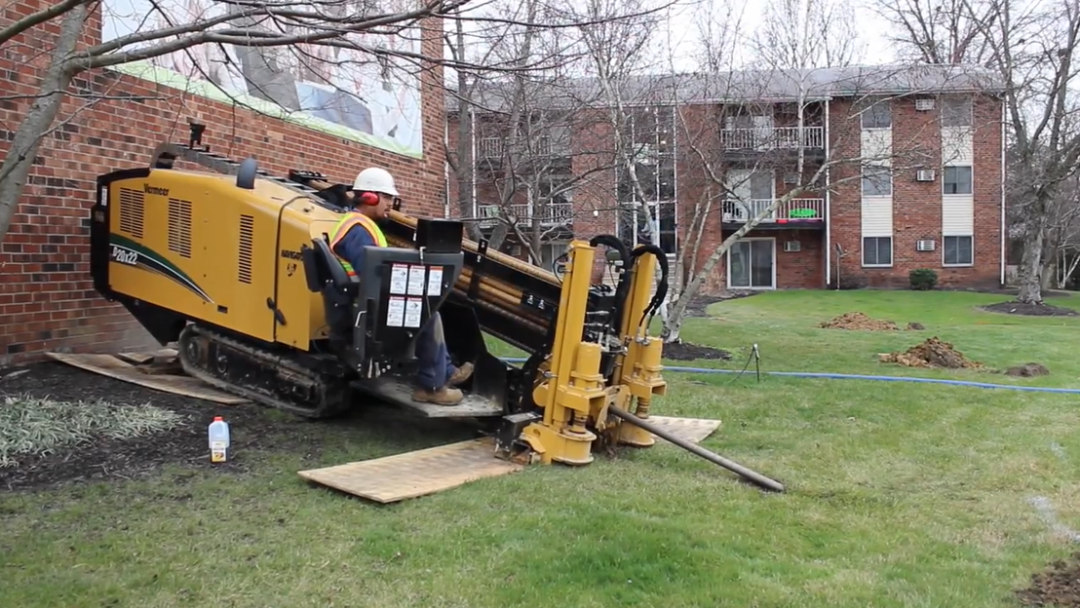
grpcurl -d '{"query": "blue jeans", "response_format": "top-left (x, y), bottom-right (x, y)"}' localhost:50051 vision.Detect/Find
top-left (415, 311), bottom-right (456, 390)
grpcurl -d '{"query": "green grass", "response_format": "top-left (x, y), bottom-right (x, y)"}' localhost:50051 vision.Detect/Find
top-left (4, 289), bottom-right (1080, 607)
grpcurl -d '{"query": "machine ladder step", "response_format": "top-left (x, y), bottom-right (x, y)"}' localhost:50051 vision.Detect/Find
top-left (351, 377), bottom-right (504, 418)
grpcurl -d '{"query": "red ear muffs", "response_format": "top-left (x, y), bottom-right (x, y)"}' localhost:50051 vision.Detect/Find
top-left (357, 191), bottom-right (379, 206)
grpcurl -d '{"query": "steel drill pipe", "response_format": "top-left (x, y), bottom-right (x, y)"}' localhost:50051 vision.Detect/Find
top-left (608, 405), bottom-right (786, 493)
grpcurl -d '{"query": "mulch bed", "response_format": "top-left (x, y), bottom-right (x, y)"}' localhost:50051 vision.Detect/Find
top-left (682, 290), bottom-right (758, 318)
top-left (981, 300), bottom-right (1079, 317)
top-left (663, 341), bottom-right (731, 361)
top-left (1017, 553), bottom-right (1080, 607)
top-left (0, 362), bottom-right (322, 493)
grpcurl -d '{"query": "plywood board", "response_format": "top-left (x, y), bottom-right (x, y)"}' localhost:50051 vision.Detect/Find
top-left (646, 415), bottom-right (723, 444)
top-left (44, 352), bottom-right (249, 405)
top-left (298, 437), bottom-right (524, 503)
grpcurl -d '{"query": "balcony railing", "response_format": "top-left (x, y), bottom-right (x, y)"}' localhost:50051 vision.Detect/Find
top-left (719, 126), bottom-right (825, 151)
top-left (722, 198), bottom-right (825, 224)
top-left (477, 136), bottom-right (561, 159)
top-left (476, 202), bottom-right (574, 226)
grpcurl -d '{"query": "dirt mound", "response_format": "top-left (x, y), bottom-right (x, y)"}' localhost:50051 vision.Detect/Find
top-left (878, 337), bottom-right (983, 369)
top-left (982, 300), bottom-right (1079, 317)
top-left (1017, 553), bottom-right (1080, 607)
top-left (820, 312), bottom-right (899, 331)
top-left (1006, 363), bottom-right (1050, 377)
top-left (663, 341), bottom-right (731, 361)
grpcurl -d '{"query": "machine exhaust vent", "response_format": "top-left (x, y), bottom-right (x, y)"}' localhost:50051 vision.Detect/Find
top-left (238, 214), bottom-right (254, 284)
top-left (118, 188), bottom-right (144, 238)
top-left (167, 198), bottom-right (193, 258)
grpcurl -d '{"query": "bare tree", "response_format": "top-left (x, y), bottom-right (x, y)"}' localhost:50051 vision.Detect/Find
top-left (871, 0), bottom-right (998, 65)
top-left (0, 0), bottom-right (677, 247)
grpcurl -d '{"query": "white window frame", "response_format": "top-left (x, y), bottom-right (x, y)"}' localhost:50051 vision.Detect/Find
top-left (942, 235), bottom-right (974, 267)
top-left (862, 164), bottom-right (892, 197)
top-left (862, 236), bottom-right (893, 268)
top-left (942, 165), bottom-right (973, 195)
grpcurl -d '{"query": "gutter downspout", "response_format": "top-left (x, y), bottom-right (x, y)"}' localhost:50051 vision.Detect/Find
top-left (824, 97), bottom-right (832, 288)
top-left (999, 95), bottom-right (1006, 286)
top-left (470, 107), bottom-right (477, 219)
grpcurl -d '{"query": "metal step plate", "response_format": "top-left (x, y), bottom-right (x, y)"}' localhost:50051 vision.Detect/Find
top-left (298, 437), bottom-right (524, 503)
top-left (351, 377), bottom-right (503, 418)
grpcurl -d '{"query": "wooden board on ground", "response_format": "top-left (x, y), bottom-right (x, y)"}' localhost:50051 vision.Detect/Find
top-left (298, 416), bottom-right (722, 504)
top-left (646, 415), bottom-right (723, 444)
top-left (298, 436), bottom-right (524, 503)
top-left (44, 352), bottom-right (249, 405)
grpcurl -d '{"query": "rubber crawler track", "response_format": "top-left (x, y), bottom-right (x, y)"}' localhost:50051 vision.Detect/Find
top-left (177, 323), bottom-right (351, 419)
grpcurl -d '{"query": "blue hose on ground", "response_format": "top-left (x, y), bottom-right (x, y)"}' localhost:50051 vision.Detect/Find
top-left (497, 357), bottom-right (1080, 395)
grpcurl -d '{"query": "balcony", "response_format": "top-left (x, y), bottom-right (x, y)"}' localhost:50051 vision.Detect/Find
top-left (722, 198), bottom-right (825, 226)
top-left (719, 126), bottom-right (825, 151)
top-left (476, 202), bottom-right (574, 227)
top-left (477, 136), bottom-right (562, 159)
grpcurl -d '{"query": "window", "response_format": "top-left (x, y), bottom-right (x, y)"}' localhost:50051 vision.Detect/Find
top-left (863, 237), bottom-right (892, 266)
top-left (860, 100), bottom-right (891, 129)
top-left (941, 96), bottom-right (972, 127)
top-left (862, 164), bottom-right (892, 197)
top-left (943, 166), bottom-right (973, 195)
top-left (944, 235), bottom-right (973, 265)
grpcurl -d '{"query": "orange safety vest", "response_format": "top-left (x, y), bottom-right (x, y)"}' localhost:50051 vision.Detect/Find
top-left (328, 212), bottom-right (388, 276)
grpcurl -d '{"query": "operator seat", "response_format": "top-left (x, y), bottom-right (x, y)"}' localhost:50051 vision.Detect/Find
top-left (302, 236), bottom-right (360, 349)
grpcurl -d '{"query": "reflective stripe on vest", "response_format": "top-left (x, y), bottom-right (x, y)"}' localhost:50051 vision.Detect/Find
top-left (328, 213), bottom-right (388, 276)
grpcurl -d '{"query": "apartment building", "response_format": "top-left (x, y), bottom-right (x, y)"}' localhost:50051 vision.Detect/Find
top-left (445, 64), bottom-right (1005, 292)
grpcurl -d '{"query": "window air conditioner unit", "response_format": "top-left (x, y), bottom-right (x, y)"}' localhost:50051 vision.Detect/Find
top-left (916, 239), bottom-right (936, 252)
top-left (784, 240), bottom-right (801, 252)
top-left (783, 172), bottom-right (799, 184)
top-left (915, 98), bottom-right (935, 111)
top-left (916, 169), bottom-right (936, 182)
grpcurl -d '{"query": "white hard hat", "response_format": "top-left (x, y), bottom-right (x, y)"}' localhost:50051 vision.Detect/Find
top-left (352, 167), bottom-right (399, 197)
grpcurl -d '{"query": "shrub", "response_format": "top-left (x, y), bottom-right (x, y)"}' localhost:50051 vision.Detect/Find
top-left (909, 268), bottom-right (938, 290)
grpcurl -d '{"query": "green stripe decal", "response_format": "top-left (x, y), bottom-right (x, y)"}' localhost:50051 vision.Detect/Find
top-left (109, 234), bottom-right (214, 303)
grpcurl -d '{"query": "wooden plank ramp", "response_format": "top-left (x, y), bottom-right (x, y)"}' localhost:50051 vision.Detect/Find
top-left (298, 415), bottom-right (723, 504)
top-left (43, 352), bottom-right (249, 405)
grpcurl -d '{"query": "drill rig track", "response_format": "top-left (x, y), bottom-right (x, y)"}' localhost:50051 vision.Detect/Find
top-left (177, 323), bottom-right (351, 419)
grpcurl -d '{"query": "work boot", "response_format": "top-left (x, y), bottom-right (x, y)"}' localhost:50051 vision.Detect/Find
top-left (412, 386), bottom-right (464, 406)
top-left (447, 362), bottom-right (474, 387)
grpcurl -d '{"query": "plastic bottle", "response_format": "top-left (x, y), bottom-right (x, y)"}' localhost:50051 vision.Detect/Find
top-left (208, 416), bottom-right (230, 463)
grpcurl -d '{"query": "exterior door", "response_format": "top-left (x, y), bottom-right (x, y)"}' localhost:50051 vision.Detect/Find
top-left (728, 238), bottom-right (776, 289)
top-left (726, 170), bottom-right (775, 221)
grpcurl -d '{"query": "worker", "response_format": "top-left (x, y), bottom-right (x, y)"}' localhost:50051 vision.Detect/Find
top-left (329, 167), bottom-right (474, 406)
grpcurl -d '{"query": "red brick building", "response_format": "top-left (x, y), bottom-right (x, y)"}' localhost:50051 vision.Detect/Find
top-left (0, 5), bottom-right (447, 366)
top-left (447, 65), bottom-right (1006, 293)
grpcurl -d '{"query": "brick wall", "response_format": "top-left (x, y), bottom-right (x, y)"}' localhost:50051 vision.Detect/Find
top-left (827, 95), bottom-right (1003, 289)
top-left (0, 5), bottom-right (447, 366)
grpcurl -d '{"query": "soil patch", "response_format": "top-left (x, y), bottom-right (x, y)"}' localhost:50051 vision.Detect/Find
top-left (1017, 553), bottom-right (1080, 608)
top-left (820, 312), bottom-right (901, 331)
top-left (1006, 363), bottom-right (1050, 377)
top-left (0, 362), bottom-right (326, 492)
top-left (981, 300), bottom-right (1079, 317)
top-left (878, 337), bottom-right (984, 370)
top-left (663, 341), bottom-right (732, 361)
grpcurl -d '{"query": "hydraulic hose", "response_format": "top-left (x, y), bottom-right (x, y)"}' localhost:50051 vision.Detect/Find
top-left (498, 357), bottom-right (1080, 394)
top-left (629, 244), bottom-right (669, 329)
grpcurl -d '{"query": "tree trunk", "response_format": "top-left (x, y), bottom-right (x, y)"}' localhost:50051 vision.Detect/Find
top-left (0, 5), bottom-right (87, 244)
top-left (1016, 226), bottom-right (1044, 304)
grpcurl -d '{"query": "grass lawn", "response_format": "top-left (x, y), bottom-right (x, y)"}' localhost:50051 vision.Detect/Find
top-left (3, 289), bottom-right (1080, 607)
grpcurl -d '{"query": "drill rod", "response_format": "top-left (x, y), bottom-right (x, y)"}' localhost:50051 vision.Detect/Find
top-left (608, 405), bottom-right (786, 493)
